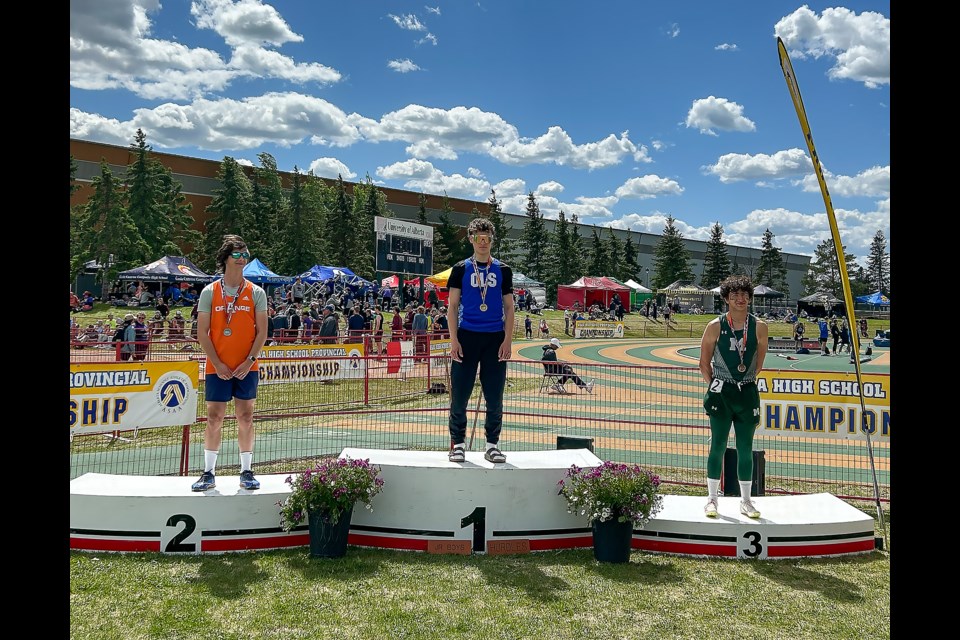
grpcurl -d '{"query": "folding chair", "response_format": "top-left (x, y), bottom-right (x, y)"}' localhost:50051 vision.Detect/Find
top-left (539, 362), bottom-right (568, 394)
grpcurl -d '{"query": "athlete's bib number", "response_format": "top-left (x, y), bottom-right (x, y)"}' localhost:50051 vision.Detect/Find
top-left (709, 379), bottom-right (724, 393)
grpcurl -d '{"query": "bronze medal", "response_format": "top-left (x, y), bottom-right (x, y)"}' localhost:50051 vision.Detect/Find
top-left (223, 328), bottom-right (232, 336)
top-left (479, 303), bottom-right (488, 312)
top-left (737, 363), bottom-right (746, 373)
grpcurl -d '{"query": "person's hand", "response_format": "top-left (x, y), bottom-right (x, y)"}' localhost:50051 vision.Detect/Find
top-left (213, 361), bottom-right (233, 380)
top-left (450, 339), bottom-right (463, 362)
top-left (498, 340), bottom-right (512, 361)
top-left (232, 359), bottom-right (253, 380)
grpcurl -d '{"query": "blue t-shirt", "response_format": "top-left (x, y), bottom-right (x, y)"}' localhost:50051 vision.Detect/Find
top-left (819, 320), bottom-right (829, 339)
top-left (448, 258), bottom-right (513, 333)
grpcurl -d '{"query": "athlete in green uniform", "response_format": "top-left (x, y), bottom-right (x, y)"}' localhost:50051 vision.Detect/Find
top-left (699, 275), bottom-right (769, 519)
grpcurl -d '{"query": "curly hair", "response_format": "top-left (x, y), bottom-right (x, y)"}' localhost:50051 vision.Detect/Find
top-left (215, 234), bottom-right (248, 273)
top-left (466, 217), bottom-right (495, 236)
top-left (719, 274), bottom-right (754, 300)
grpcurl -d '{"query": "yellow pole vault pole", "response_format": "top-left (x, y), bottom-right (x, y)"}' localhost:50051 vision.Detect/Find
top-left (777, 37), bottom-right (888, 550)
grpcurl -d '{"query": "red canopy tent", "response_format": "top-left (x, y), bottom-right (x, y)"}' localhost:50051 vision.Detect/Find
top-left (557, 276), bottom-right (632, 310)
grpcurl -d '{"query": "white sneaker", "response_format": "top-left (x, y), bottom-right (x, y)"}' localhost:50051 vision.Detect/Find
top-left (740, 499), bottom-right (760, 519)
top-left (585, 380), bottom-right (595, 394)
top-left (704, 497), bottom-right (718, 518)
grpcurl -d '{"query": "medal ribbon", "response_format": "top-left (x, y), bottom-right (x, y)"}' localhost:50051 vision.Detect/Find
top-left (222, 278), bottom-right (246, 327)
top-left (471, 257), bottom-right (491, 309)
top-left (727, 312), bottom-right (748, 372)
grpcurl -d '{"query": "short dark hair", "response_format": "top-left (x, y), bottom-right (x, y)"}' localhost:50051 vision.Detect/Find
top-left (719, 274), bottom-right (753, 300)
top-left (215, 234), bottom-right (247, 272)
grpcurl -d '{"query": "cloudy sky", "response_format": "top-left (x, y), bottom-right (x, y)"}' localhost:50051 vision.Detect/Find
top-left (70, 1), bottom-right (889, 263)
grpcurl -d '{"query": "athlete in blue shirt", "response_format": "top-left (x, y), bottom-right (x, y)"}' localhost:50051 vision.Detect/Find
top-left (446, 218), bottom-right (514, 463)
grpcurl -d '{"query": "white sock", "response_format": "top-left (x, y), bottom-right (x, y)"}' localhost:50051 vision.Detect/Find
top-left (739, 481), bottom-right (753, 500)
top-left (204, 449), bottom-right (219, 474)
top-left (452, 443), bottom-right (464, 450)
top-left (707, 478), bottom-right (720, 499)
top-left (486, 442), bottom-right (498, 451)
top-left (240, 451), bottom-right (253, 473)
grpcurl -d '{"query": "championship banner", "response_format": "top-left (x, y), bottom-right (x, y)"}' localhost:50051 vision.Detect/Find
top-left (257, 343), bottom-right (366, 384)
top-left (429, 338), bottom-right (451, 375)
top-left (574, 320), bottom-right (625, 339)
top-left (756, 371), bottom-right (890, 441)
top-left (70, 361), bottom-right (199, 437)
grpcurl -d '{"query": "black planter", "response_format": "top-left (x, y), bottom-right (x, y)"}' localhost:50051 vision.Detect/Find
top-left (591, 517), bottom-right (634, 563)
top-left (307, 506), bottom-right (354, 558)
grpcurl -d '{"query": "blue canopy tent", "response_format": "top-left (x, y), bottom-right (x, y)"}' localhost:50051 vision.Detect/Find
top-left (855, 291), bottom-right (890, 306)
top-left (243, 258), bottom-right (293, 285)
top-left (117, 256), bottom-right (214, 283)
top-left (297, 265), bottom-right (375, 290)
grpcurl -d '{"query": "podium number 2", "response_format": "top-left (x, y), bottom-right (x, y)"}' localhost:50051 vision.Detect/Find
top-left (165, 514), bottom-right (197, 553)
top-left (460, 507), bottom-right (486, 552)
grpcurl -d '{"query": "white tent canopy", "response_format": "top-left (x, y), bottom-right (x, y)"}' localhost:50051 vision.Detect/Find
top-left (623, 279), bottom-right (652, 293)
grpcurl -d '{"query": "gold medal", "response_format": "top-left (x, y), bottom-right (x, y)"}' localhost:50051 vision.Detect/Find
top-left (480, 303), bottom-right (488, 312)
top-left (223, 328), bottom-right (232, 336)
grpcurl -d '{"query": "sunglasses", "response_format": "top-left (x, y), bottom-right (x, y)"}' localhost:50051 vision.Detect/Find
top-left (230, 251), bottom-right (251, 259)
top-left (471, 234), bottom-right (494, 243)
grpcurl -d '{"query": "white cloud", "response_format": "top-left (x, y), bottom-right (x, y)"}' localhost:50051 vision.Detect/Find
top-left (715, 43), bottom-right (738, 51)
top-left (388, 13), bottom-right (427, 31)
top-left (666, 23), bottom-right (680, 38)
top-left (536, 181), bottom-right (564, 195)
top-left (704, 148), bottom-right (811, 183)
top-left (425, 6), bottom-right (441, 15)
top-left (684, 96), bottom-right (756, 136)
top-left (775, 6), bottom-right (889, 88)
top-left (376, 159), bottom-right (490, 199)
top-left (614, 175), bottom-right (683, 199)
top-left (388, 58), bottom-right (421, 73)
top-left (489, 127), bottom-right (651, 170)
top-left (406, 140), bottom-right (458, 160)
top-left (417, 33), bottom-right (438, 46)
top-left (308, 157), bottom-right (356, 180)
top-left (491, 179), bottom-right (527, 197)
top-left (467, 167), bottom-right (485, 179)
top-left (798, 165), bottom-right (889, 198)
top-left (191, 0), bottom-right (302, 48)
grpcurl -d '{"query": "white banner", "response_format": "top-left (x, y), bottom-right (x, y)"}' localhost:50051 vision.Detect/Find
top-left (429, 338), bottom-right (451, 375)
top-left (574, 320), bottom-right (625, 339)
top-left (257, 343), bottom-right (366, 384)
top-left (70, 361), bottom-right (199, 436)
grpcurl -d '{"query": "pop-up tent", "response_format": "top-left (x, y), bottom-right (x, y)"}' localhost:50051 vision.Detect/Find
top-left (243, 258), bottom-right (293, 284)
top-left (426, 267), bottom-right (452, 288)
top-left (118, 256), bottom-right (214, 283)
top-left (855, 291), bottom-right (890, 306)
top-left (798, 291), bottom-right (845, 317)
top-left (623, 279), bottom-right (654, 311)
top-left (557, 276), bottom-right (631, 310)
top-left (513, 272), bottom-right (547, 306)
top-left (299, 265), bottom-right (373, 289)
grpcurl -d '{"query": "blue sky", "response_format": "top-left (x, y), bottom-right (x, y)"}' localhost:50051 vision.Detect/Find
top-left (70, 1), bottom-right (889, 264)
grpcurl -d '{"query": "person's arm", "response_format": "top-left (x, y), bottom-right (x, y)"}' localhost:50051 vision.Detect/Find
top-left (196, 311), bottom-right (232, 379)
top-left (755, 319), bottom-right (769, 373)
top-left (500, 291), bottom-right (514, 360)
top-left (699, 319), bottom-right (721, 384)
top-left (447, 288), bottom-right (462, 362)
top-left (235, 306), bottom-right (269, 377)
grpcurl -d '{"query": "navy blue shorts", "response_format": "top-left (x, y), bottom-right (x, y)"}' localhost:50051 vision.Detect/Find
top-left (205, 372), bottom-right (260, 402)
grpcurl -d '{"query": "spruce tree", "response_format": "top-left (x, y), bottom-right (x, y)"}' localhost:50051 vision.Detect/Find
top-left (250, 152), bottom-right (288, 266)
top-left (588, 228), bottom-right (607, 276)
top-left (569, 213), bottom-right (587, 278)
top-left (622, 232), bottom-right (640, 282)
top-left (323, 174), bottom-right (355, 269)
top-left (518, 191), bottom-right (550, 280)
top-left (801, 238), bottom-right (859, 299)
top-left (866, 229), bottom-right (890, 294)
top-left (651, 215), bottom-right (693, 288)
top-left (701, 222), bottom-right (732, 289)
top-left (485, 190), bottom-right (515, 263)
top-left (202, 156), bottom-right (254, 272)
top-left (434, 193), bottom-right (463, 268)
top-left (605, 227), bottom-right (624, 279)
top-left (546, 209), bottom-right (576, 305)
top-left (416, 192), bottom-right (429, 225)
top-left (276, 168), bottom-right (325, 275)
top-left (756, 228), bottom-right (790, 296)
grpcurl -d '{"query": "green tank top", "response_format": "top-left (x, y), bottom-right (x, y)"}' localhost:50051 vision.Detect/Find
top-left (710, 313), bottom-right (759, 383)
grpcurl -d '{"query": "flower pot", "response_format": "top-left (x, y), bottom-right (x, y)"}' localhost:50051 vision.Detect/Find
top-left (591, 517), bottom-right (634, 563)
top-left (307, 506), bottom-right (354, 558)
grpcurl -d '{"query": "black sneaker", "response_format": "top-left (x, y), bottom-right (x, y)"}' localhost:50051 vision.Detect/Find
top-left (239, 469), bottom-right (260, 490)
top-left (191, 470), bottom-right (216, 491)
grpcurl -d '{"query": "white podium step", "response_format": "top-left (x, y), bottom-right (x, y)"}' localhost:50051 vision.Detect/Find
top-left (70, 449), bottom-right (877, 558)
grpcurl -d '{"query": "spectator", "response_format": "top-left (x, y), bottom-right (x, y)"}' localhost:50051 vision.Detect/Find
top-left (291, 277), bottom-right (306, 304)
top-left (428, 287), bottom-right (439, 309)
top-left (163, 283), bottom-right (182, 305)
top-left (119, 313), bottom-right (136, 361)
top-left (300, 309), bottom-right (315, 343)
top-left (525, 315), bottom-right (533, 340)
top-left (149, 311), bottom-right (166, 339)
top-left (541, 337), bottom-right (594, 394)
top-left (81, 291), bottom-right (96, 311)
top-left (181, 288), bottom-right (198, 306)
top-left (793, 319), bottom-right (805, 351)
top-left (318, 304), bottom-right (339, 344)
top-left (371, 305), bottom-right (385, 355)
top-left (839, 320), bottom-right (852, 354)
top-left (347, 306), bottom-right (366, 344)
top-left (830, 319), bottom-right (841, 355)
top-left (137, 284), bottom-right (154, 307)
top-left (288, 306), bottom-right (302, 340)
top-left (538, 317), bottom-right (550, 338)
top-left (433, 306), bottom-right (449, 338)
top-left (70, 290), bottom-right (82, 313)
top-left (390, 306), bottom-right (403, 341)
top-left (563, 309), bottom-right (571, 335)
top-left (132, 312), bottom-right (149, 361)
top-left (272, 305), bottom-right (289, 343)
top-left (412, 305), bottom-right (429, 360)
top-left (156, 297), bottom-right (170, 320)
top-left (403, 304), bottom-right (415, 335)
top-left (169, 310), bottom-right (186, 343)
top-left (818, 318), bottom-right (829, 355)
top-left (859, 318), bottom-right (869, 339)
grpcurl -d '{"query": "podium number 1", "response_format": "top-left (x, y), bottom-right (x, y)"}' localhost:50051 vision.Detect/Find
top-left (460, 507), bottom-right (486, 552)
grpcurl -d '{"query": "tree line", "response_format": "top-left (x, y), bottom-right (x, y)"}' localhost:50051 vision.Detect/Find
top-left (70, 130), bottom-right (890, 304)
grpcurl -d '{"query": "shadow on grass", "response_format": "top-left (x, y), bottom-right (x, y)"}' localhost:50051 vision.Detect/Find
top-left (749, 553), bottom-right (886, 603)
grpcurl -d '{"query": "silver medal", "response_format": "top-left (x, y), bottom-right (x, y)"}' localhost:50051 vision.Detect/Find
top-left (223, 327), bottom-right (232, 336)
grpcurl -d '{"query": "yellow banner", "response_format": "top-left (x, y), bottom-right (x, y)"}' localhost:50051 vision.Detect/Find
top-left (69, 361), bottom-right (199, 436)
top-left (257, 343), bottom-right (366, 384)
top-left (574, 320), bottom-right (625, 339)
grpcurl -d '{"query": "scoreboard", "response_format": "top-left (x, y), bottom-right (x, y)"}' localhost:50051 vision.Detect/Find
top-left (375, 216), bottom-right (434, 276)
